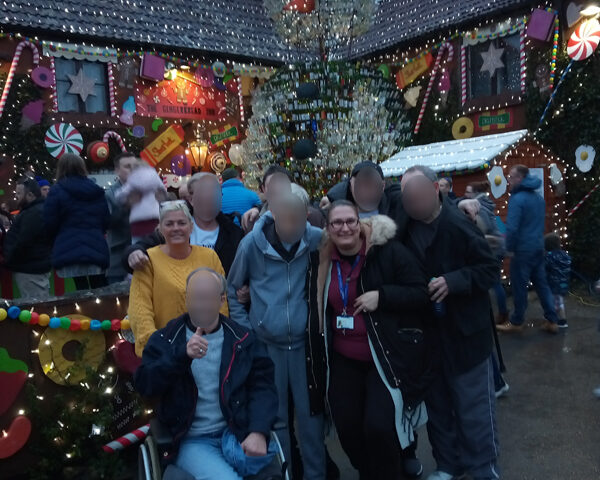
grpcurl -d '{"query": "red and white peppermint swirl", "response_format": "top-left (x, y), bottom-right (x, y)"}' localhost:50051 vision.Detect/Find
top-left (45, 123), bottom-right (84, 158)
top-left (567, 18), bottom-right (600, 61)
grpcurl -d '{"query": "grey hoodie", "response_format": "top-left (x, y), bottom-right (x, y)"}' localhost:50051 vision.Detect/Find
top-left (227, 212), bottom-right (322, 349)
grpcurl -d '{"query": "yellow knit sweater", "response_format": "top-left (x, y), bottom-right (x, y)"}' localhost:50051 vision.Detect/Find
top-left (129, 245), bottom-right (229, 356)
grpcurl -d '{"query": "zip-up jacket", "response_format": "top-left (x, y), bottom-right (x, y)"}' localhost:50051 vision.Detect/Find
top-left (134, 314), bottom-right (278, 459)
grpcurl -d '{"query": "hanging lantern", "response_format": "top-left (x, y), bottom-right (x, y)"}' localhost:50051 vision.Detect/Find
top-left (187, 140), bottom-right (209, 168)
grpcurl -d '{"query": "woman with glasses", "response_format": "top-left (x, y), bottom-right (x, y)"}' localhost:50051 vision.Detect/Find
top-left (315, 200), bottom-right (434, 480)
top-left (128, 201), bottom-right (228, 357)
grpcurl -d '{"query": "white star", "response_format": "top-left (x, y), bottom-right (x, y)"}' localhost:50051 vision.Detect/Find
top-left (479, 43), bottom-right (505, 77)
top-left (68, 68), bottom-right (97, 102)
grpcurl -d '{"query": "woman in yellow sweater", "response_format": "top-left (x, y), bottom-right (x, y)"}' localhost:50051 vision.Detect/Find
top-left (128, 200), bottom-right (228, 356)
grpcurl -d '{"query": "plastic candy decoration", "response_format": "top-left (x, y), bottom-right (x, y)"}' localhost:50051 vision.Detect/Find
top-left (31, 66), bottom-right (53, 88)
top-left (0, 40), bottom-right (40, 119)
top-left (452, 117), bottom-right (474, 140)
top-left (130, 125), bottom-right (146, 138)
top-left (44, 123), bottom-right (84, 158)
top-left (140, 124), bottom-right (185, 166)
top-left (377, 64), bottom-right (390, 79)
top-left (20, 100), bottom-right (44, 129)
top-left (140, 54), bottom-right (166, 82)
top-left (575, 145), bottom-right (596, 173)
top-left (103, 130), bottom-right (127, 152)
top-left (119, 96), bottom-right (136, 126)
top-left (208, 152), bottom-right (227, 173)
top-left (228, 144), bottom-right (244, 166)
top-left (87, 141), bottom-right (110, 164)
top-left (414, 42), bottom-right (454, 134)
top-left (170, 153), bottom-right (191, 176)
top-left (403, 86), bottom-right (422, 108)
top-left (212, 61), bottom-right (226, 77)
top-left (102, 424), bottom-right (150, 453)
top-left (151, 118), bottom-right (164, 132)
top-left (0, 348), bottom-right (28, 416)
top-left (283, 0), bottom-right (315, 14)
top-left (195, 67), bottom-right (215, 88)
top-left (567, 18), bottom-right (600, 61)
top-left (0, 416), bottom-right (32, 459)
top-left (487, 166), bottom-right (507, 199)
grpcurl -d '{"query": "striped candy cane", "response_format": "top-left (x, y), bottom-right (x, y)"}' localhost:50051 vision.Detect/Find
top-left (102, 423), bottom-right (150, 453)
top-left (49, 57), bottom-right (59, 113)
top-left (460, 45), bottom-right (467, 106)
top-left (0, 40), bottom-right (40, 119)
top-left (107, 64), bottom-right (117, 117)
top-left (103, 130), bottom-right (127, 152)
top-left (567, 182), bottom-right (600, 218)
top-left (414, 42), bottom-right (454, 134)
top-left (519, 27), bottom-right (527, 95)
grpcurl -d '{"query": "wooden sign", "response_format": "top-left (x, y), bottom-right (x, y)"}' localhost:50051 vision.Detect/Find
top-left (396, 53), bottom-right (433, 90)
top-left (209, 123), bottom-right (239, 148)
top-left (140, 124), bottom-right (185, 166)
top-left (474, 108), bottom-right (514, 133)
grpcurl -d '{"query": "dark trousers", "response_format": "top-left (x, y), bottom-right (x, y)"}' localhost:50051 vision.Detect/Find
top-left (328, 351), bottom-right (414, 480)
top-left (426, 356), bottom-right (500, 480)
top-left (73, 274), bottom-right (107, 291)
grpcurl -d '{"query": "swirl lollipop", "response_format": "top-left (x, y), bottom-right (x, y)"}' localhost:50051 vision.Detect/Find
top-left (567, 18), bottom-right (600, 61)
top-left (45, 123), bottom-right (84, 158)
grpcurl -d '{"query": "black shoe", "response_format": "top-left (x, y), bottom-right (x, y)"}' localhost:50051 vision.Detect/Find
top-left (403, 457), bottom-right (424, 478)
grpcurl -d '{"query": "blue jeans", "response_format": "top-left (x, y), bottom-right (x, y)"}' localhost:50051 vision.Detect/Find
top-left (492, 256), bottom-right (508, 315)
top-left (176, 431), bottom-right (242, 480)
top-left (510, 250), bottom-right (559, 326)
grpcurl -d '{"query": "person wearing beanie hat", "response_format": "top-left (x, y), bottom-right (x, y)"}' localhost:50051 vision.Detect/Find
top-left (37, 179), bottom-right (51, 198)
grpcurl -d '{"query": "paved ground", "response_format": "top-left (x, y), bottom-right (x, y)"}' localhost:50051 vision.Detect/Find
top-left (326, 292), bottom-right (600, 480)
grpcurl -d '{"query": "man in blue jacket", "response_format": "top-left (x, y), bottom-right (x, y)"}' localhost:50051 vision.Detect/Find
top-left (497, 164), bottom-right (559, 334)
top-left (221, 168), bottom-right (261, 223)
top-left (227, 192), bottom-right (326, 480)
top-left (134, 268), bottom-right (279, 480)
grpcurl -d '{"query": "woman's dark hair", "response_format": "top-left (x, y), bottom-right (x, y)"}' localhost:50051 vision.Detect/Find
top-left (468, 181), bottom-right (490, 194)
top-left (327, 199), bottom-right (359, 223)
top-left (56, 153), bottom-right (88, 180)
top-left (544, 232), bottom-right (562, 251)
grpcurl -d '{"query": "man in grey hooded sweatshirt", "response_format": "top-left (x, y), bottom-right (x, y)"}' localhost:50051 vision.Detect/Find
top-left (227, 192), bottom-right (325, 479)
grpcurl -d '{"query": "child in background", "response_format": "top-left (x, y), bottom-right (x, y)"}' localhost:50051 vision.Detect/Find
top-left (544, 232), bottom-right (572, 329)
top-left (116, 161), bottom-right (167, 243)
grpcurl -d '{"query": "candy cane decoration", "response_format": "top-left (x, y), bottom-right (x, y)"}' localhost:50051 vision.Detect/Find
top-left (519, 26), bottom-right (527, 95)
top-left (0, 40), bottom-right (40, 119)
top-left (107, 64), bottom-right (117, 117)
top-left (49, 57), bottom-right (59, 113)
top-left (414, 42), bottom-right (454, 134)
top-left (103, 130), bottom-right (127, 152)
top-left (567, 182), bottom-right (600, 218)
top-left (102, 424), bottom-right (149, 453)
top-left (460, 45), bottom-right (467, 106)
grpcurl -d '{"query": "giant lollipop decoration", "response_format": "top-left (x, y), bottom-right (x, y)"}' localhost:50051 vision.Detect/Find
top-left (540, 18), bottom-right (600, 125)
top-left (44, 123), bottom-right (84, 158)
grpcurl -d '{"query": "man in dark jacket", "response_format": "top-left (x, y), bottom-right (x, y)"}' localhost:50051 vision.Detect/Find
top-left (123, 173), bottom-right (243, 276)
top-left (4, 178), bottom-right (51, 298)
top-left (400, 166), bottom-right (500, 480)
top-left (497, 164), bottom-right (560, 334)
top-left (134, 267), bottom-right (278, 479)
top-left (105, 152), bottom-right (137, 283)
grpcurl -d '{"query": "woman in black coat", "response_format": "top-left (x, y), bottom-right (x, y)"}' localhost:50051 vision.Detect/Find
top-left (44, 153), bottom-right (110, 290)
top-left (315, 200), bottom-right (435, 480)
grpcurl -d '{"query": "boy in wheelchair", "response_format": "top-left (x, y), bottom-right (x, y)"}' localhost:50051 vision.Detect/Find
top-left (134, 267), bottom-right (282, 480)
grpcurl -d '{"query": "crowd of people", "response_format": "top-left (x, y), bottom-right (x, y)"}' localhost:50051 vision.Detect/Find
top-left (1, 152), bottom-right (577, 480)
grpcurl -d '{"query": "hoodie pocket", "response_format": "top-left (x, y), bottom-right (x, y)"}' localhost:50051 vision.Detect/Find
top-left (257, 300), bottom-right (308, 344)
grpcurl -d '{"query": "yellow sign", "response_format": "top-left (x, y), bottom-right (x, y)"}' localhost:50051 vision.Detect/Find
top-left (140, 124), bottom-right (185, 166)
top-left (396, 53), bottom-right (433, 89)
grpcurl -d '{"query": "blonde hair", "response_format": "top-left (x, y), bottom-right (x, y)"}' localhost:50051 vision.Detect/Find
top-left (159, 200), bottom-right (193, 223)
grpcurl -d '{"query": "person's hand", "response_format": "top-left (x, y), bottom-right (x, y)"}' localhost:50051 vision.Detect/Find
top-left (319, 196), bottom-right (331, 210)
top-left (428, 277), bottom-right (449, 303)
top-left (458, 199), bottom-right (480, 221)
top-left (354, 290), bottom-right (379, 314)
top-left (186, 327), bottom-right (209, 359)
top-left (237, 285), bottom-right (250, 304)
top-left (242, 208), bottom-right (260, 233)
top-left (128, 250), bottom-right (150, 271)
top-left (241, 432), bottom-right (267, 457)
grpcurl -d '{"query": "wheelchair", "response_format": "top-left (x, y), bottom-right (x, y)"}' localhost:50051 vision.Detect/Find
top-left (138, 418), bottom-right (289, 480)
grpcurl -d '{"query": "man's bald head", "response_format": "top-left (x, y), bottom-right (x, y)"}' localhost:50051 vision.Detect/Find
top-left (186, 268), bottom-right (227, 328)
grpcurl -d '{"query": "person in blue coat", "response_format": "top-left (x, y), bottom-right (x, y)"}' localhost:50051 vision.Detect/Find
top-left (497, 164), bottom-right (559, 334)
top-left (44, 153), bottom-right (110, 291)
top-left (221, 168), bottom-right (261, 224)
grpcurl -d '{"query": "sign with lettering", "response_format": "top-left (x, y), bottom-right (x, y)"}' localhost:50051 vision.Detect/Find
top-left (135, 77), bottom-right (226, 120)
top-left (140, 124), bottom-right (185, 166)
top-left (474, 108), bottom-right (514, 132)
top-left (209, 123), bottom-right (239, 148)
top-left (396, 53), bottom-right (433, 90)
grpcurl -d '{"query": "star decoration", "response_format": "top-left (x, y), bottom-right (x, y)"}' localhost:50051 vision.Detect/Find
top-left (479, 43), bottom-right (505, 77)
top-left (68, 68), bottom-right (97, 102)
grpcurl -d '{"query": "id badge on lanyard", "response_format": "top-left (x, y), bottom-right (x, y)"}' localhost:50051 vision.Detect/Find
top-left (336, 257), bottom-right (360, 332)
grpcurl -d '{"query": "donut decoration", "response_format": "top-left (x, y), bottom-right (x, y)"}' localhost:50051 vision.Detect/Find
top-left (38, 314), bottom-right (107, 385)
top-left (567, 18), bottom-right (600, 61)
top-left (31, 66), bottom-right (53, 88)
top-left (87, 141), bottom-right (110, 164)
top-left (208, 151), bottom-right (227, 173)
top-left (171, 153), bottom-right (191, 176)
top-left (452, 117), bottom-right (474, 140)
top-left (44, 123), bottom-right (84, 158)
